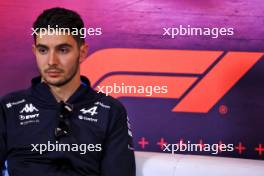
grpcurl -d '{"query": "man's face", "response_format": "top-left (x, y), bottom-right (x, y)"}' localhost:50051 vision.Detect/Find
top-left (33, 34), bottom-right (87, 87)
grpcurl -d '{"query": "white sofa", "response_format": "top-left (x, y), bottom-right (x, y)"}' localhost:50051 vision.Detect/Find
top-left (135, 151), bottom-right (264, 176)
top-left (3, 152), bottom-right (264, 175)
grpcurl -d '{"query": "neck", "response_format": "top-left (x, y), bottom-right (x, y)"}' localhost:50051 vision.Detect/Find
top-left (49, 74), bottom-right (81, 102)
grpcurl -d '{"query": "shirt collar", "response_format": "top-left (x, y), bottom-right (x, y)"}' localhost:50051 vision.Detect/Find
top-left (30, 76), bottom-right (97, 105)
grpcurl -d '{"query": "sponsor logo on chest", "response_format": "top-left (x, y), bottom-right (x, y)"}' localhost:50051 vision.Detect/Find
top-left (19, 103), bottom-right (40, 125)
top-left (79, 106), bottom-right (99, 123)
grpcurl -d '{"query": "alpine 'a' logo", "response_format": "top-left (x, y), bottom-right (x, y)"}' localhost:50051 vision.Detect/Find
top-left (80, 106), bottom-right (98, 116)
top-left (20, 103), bottom-right (39, 113)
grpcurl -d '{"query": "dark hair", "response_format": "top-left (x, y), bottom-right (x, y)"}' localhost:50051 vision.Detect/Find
top-left (33, 7), bottom-right (85, 46)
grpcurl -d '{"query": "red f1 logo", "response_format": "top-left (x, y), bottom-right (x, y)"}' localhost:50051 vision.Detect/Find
top-left (81, 49), bottom-right (263, 113)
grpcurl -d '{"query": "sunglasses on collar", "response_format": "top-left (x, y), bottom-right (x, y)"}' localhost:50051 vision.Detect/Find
top-left (55, 101), bottom-right (73, 140)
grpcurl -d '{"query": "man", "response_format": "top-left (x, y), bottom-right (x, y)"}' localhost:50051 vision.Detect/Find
top-left (0, 7), bottom-right (135, 176)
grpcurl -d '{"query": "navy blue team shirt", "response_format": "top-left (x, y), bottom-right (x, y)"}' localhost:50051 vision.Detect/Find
top-left (0, 76), bottom-right (135, 176)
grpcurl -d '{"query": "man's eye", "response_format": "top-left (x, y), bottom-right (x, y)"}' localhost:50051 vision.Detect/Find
top-left (59, 48), bottom-right (69, 53)
top-left (38, 48), bottom-right (47, 54)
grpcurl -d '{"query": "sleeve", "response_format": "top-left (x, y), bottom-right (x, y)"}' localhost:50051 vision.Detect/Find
top-left (101, 104), bottom-right (136, 176)
top-left (0, 103), bottom-right (7, 176)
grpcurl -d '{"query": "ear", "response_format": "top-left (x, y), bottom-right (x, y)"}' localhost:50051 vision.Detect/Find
top-left (32, 44), bottom-right (36, 56)
top-left (79, 43), bottom-right (88, 63)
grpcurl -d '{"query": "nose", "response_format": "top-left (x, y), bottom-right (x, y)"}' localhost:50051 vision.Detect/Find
top-left (48, 51), bottom-right (59, 66)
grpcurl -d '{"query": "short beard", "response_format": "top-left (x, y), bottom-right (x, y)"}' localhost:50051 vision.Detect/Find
top-left (42, 56), bottom-right (80, 87)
